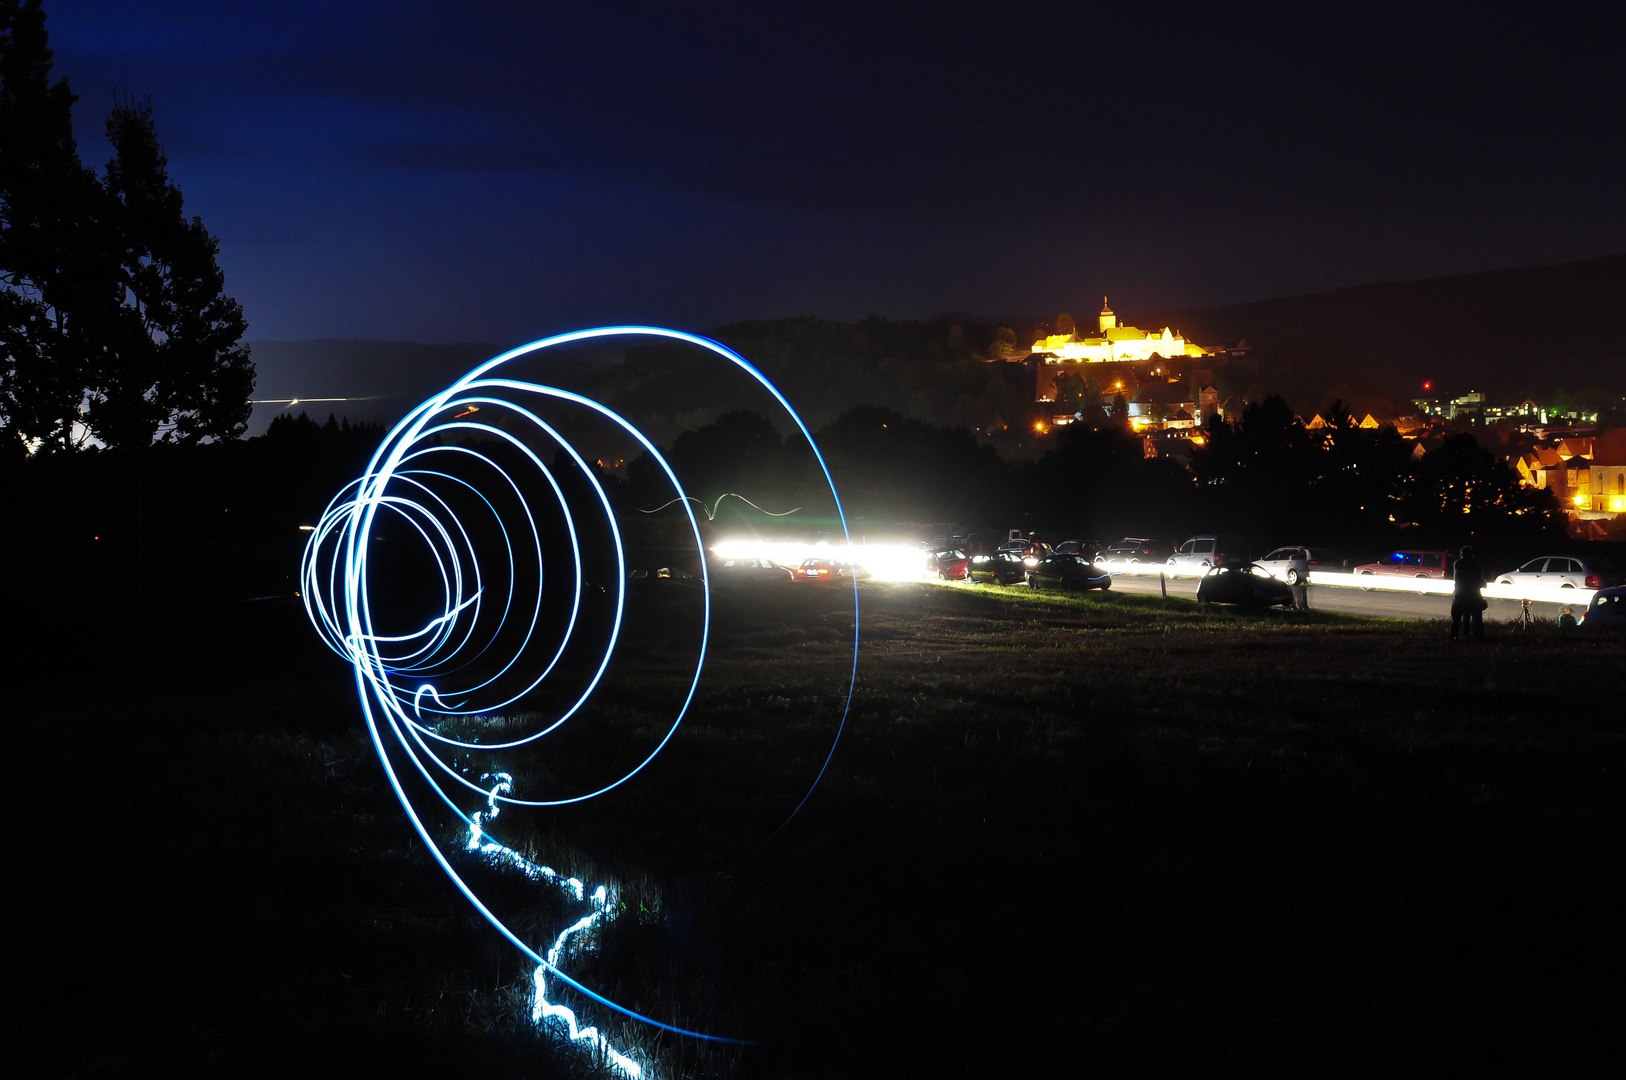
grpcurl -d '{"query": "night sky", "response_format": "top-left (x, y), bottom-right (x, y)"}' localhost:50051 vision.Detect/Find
top-left (45, 1), bottom-right (1626, 344)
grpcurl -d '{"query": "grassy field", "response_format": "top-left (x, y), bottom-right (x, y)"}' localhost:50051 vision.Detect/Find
top-left (18, 581), bottom-right (1626, 1076)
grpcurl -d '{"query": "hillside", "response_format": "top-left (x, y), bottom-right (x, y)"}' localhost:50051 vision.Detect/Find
top-left (244, 340), bottom-right (502, 435)
top-left (1149, 254), bottom-right (1626, 408)
top-left (245, 256), bottom-right (1626, 443)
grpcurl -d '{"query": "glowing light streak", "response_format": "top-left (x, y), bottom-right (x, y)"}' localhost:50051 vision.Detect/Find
top-left (301, 327), bottom-right (857, 1064)
top-left (709, 538), bottom-right (929, 581)
top-left (1307, 572), bottom-right (1597, 605)
top-left (640, 492), bottom-right (804, 520)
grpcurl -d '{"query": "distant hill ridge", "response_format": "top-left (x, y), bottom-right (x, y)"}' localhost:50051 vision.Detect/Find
top-left (244, 255), bottom-right (1624, 439)
top-left (1147, 253), bottom-right (1626, 404)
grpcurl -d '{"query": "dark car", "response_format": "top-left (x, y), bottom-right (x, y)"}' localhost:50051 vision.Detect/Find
top-left (963, 530), bottom-right (1005, 555)
top-left (1580, 585), bottom-right (1626, 628)
top-left (711, 557), bottom-right (794, 587)
top-left (998, 537), bottom-right (1053, 562)
top-left (967, 551), bottom-right (1028, 585)
top-left (1026, 554), bottom-right (1113, 591)
top-left (628, 566), bottom-right (698, 590)
top-left (1095, 537), bottom-right (1176, 569)
top-left (930, 548), bottom-right (970, 580)
top-left (1196, 562), bottom-right (1296, 608)
top-left (1052, 538), bottom-right (1104, 559)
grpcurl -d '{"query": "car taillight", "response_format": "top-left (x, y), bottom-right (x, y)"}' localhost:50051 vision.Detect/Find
top-left (1586, 574), bottom-right (1598, 588)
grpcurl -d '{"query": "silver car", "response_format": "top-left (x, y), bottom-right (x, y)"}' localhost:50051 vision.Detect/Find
top-left (1494, 556), bottom-right (1625, 591)
top-left (1166, 535), bottom-right (1255, 576)
top-left (1255, 546), bottom-right (1344, 585)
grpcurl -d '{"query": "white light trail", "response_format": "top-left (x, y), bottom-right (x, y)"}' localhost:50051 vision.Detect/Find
top-left (709, 538), bottom-right (930, 582)
top-left (300, 327), bottom-right (859, 1067)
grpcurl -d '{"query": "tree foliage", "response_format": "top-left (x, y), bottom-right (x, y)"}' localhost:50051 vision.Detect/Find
top-left (0, 0), bottom-right (250, 455)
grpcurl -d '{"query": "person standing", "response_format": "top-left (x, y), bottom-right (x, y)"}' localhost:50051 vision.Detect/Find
top-left (1451, 545), bottom-right (1487, 642)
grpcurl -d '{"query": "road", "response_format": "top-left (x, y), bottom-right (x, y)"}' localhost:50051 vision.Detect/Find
top-left (1106, 573), bottom-right (1580, 622)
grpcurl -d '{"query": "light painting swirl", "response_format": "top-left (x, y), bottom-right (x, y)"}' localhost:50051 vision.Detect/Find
top-left (299, 327), bottom-right (858, 1068)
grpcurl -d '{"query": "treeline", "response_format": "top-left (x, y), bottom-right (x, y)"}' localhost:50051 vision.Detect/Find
top-left (0, 395), bottom-right (1575, 634)
top-left (598, 316), bottom-right (1040, 442)
top-left (629, 398), bottom-right (1568, 545)
top-left (3, 396), bottom-right (1568, 561)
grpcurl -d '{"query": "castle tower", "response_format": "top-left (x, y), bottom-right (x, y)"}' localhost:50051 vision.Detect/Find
top-left (1098, 297), bottom-right (1117, 332)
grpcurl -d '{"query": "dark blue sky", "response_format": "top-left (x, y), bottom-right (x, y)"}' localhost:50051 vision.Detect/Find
top-left (44, 1), bottom-right (1626, 344)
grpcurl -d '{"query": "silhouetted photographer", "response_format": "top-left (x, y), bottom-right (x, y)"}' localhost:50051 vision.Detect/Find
top-left (1450, 544), bottom-right (1486, 642)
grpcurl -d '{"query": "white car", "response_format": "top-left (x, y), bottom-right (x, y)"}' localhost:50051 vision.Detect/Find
top-left (1166, 535), bottom-right (1256, 576)
top-left (1255, 546), bottom-right (1344, 585)
top-left (1494, 556), bottom-right (1625, 591)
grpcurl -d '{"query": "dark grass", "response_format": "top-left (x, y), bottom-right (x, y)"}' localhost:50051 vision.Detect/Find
top-left (16, 582), bottom-right (1626, 1076)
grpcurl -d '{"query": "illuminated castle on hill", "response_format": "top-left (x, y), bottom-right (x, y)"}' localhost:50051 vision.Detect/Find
top-left (1032, 298), bottom-right (1210, 363)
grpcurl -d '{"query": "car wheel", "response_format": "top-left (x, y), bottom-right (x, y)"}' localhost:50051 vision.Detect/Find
top-left (1100, 578), bottom-right (1111, 590)
top-left (1360, 571), bottom-right (1375, 592)
top-left (1286, 568), bottom-right (1301, 585)
top-left (939, 570), bottom-right (948, 581)
top-left (1561, 582), bottom-right (1575, 589)
top-left (1497, 578), bottom-right (1512, 585)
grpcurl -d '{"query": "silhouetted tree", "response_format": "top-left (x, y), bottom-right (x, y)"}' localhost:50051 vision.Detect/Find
top-left (1399, 432), bottom-right (1563, 537)
top-left (0, 2), bottom-right (251, 453)
top-left (0, 0), bottom-right (111, 454)
top-left (89, 97), bottom-right (252, 448)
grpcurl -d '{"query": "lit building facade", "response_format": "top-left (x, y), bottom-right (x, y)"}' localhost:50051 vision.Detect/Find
top-left (1032, 299), bottom-right (1210, 363)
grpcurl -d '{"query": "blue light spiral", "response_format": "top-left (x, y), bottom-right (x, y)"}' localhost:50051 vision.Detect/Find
top-left (300, 327), bottom-right (858, 1059)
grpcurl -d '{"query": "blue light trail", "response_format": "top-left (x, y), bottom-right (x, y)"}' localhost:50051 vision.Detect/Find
top-left (300, 328), bottom-right (858, 1071)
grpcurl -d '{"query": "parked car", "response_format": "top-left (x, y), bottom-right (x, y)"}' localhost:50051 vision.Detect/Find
top-left (1579, 585), bottom-right (1626, 627)
top-left (795, 558), bottom-right (865, 582)
top-left (711, 557), bottom-right (793, 587)
top-left (629, 566), bottom-right (698, 589)
top-left (1254, 546), bottom-right (1345, 585)
top-left (1196, 563), bottom-right (1296, 608)
top-left (1493, 555), bottom-right (1625, 591)
top-left (1352, 549), bottom-right (1455, 587)
top-left (1026, 554), bottom-right (1113, 591)
top-left (967, 551), bottom-right (1028, 585)
top-left (1095, 537), bottom-right (1176, 570)
top-left (930, 549), bottom-right (970, 580)
top-left (1166, 535), bottom-right (1256, 575)
top-left (1052, 538), bottom-right (1103, 559)
top-left (963, 530), bottom-right (1004, 555)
